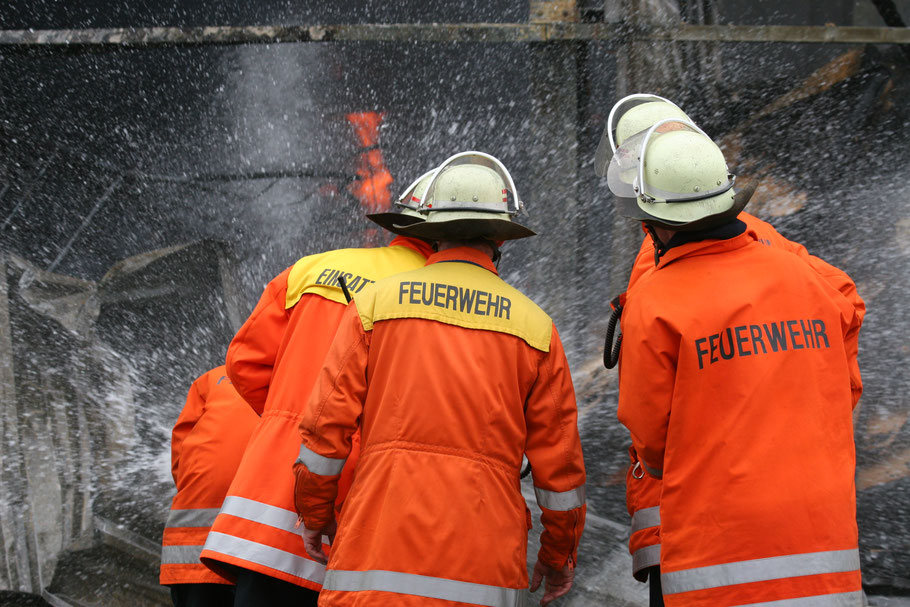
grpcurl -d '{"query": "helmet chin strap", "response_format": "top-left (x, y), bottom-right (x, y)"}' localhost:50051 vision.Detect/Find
top-left (643, 222), bottom-right (668, 266)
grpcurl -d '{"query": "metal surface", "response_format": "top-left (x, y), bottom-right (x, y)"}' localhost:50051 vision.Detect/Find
top-left (1, 23), bottom-right (910, 47)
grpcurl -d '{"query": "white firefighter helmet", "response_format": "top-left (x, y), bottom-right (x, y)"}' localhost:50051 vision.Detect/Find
top-left (366, 169), bottom-right (432, 235)
top-left (395, 151), bottom-right (535, 241)
top-left (594, 94), bottom-right (690, 177)
top-left (606, 119), bottom-right (754, 231)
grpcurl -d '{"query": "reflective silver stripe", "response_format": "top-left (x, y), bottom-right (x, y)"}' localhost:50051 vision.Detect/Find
top-left (161, 544), bottom-right (204, 565)
top-left (662, 549), bottom-right (861, 595)
top-left (632, 544), bottom-right (661, 574)
top-left (218, 496), bottom-right (331, 543)
top-left (739, 590), bottom-right (864, 607)
top-left (640, 459), bottom-right (662, 479)
top-left (202, 531), bottom-right (325, 584)
top-left (324, 569), bottom-right (525, 607)
top-left (296, 444), bottom-right (346, 476)
top-left (533, 485), bottom-right (585, 511)
top-left (220, 496), bottom-right (299, 533)
top-left (165, 508), bottom-right (220, 529)
top-left (630, 506), bottom-right (660, 533)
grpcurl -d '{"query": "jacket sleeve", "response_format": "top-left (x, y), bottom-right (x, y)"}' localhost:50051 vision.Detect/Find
top-left (750, 220), bottom-right (866, 327)
top-left (171, 372), bottom-right (208, 486)
top-left (841, 295), bottom-right (864, 408)
top-left (625, 446), bottom-right (662, 582)
top-left (225, 267), bottom-right (292, 414)
top-left (616, 300), bottom-right (677, 480)
top-left (794, 250), bottom-right (866, 327)
top-left (771, 236), bottom-right (865, 406)
top-left (525, 325), bottom-right (586, 570)
top-left (803, 254), bottom-right (864, 407)
top-left (293, 304), bottom-right (369, 531)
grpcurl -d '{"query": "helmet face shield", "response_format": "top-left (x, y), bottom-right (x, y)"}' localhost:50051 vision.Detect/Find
top-left (594, 94), bottom-right (686, 177)
top-left (419, 151), bottom-right (524, 216)
top-left (606, 126), bottom-right (651, 200)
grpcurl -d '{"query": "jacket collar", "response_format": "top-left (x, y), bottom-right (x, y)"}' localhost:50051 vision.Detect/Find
top-left (664, 219), bottom-right (747, 251)
top-left (426, 246), bottom-right (499, 276)
top-left (656, 220), bottom-right (754, 270)
top-left (390, 235), bottom-right (435, 259)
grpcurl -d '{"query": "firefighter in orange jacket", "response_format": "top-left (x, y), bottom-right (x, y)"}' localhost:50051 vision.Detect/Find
top-left (605, 119), bottom-right (863, 606)
top-left (199, 180), bottom-right (434, 606)
top-left (599, 95), bottom-right (866, 605)
top-left (293, 151), bottom-right (587, 606)
top-left (160, 366), bottom-right (259, 607)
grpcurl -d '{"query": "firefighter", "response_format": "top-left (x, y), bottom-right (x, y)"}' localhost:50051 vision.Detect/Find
top-left (199, 175), bottom-right (435, 606)
top-left (599, 94), bottom-right (865, 606)
top-left (606, 119), bottom-right (863, 606)
top-left (293, 151), bottom-right (587, 606)
top-left (160, 366), bottom-right (259, 607)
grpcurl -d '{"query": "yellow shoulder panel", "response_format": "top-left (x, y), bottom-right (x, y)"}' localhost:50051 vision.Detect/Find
top-left (285, 244), bottom-right (427, 309)
top-left (356, 261), bottom-right (552, 352)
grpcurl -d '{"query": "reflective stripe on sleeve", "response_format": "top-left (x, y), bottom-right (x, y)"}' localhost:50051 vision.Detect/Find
top-left (165, 508), bottom-right (220, 529)
top-left (739, 590), bottom-right (864, 607)
top-left (640, 460), bottom-right (662, 479)
top-left (533, 485), bottom-right (585, 511)
top-left (202, 531), bottom-right (325, 584)
top-left (632, 544), bottom-right (661, 574)
top-left (161, 544), bottom-right (204, 565)
top-left (661, 549), bottom-right (861, 595)
top-left (324, 569), bottom-right (526, 607)
top-left (630, 506), bottom-right (660, 532)
top-left (296, 444), bottom-right (346, 476)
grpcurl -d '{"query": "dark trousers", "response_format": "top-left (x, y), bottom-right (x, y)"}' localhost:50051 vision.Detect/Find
top-left (647, 566), bottom-right (665, 607)
top-left (170, 583), bottom-right (235, 607)
top-left (233, 568), bottom-right (319, 607)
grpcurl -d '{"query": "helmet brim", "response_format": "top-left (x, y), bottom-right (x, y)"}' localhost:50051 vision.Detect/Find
top-left (394, 217), bottom-right (536, 242)
top-left (366, 211), bottom-right (425, 236)
top-left (634, 179), bottom-right (757, 232)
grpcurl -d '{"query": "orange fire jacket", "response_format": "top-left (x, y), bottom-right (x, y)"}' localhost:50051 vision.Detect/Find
top-left (200, 236), bottom-right (433, 591)
top-left (160, 366), bottom-right (259, 586)
top-left (294, 246), bottom-right (586, 606)
top-left (623, 212), bottom-right (866, 578)
top-left (618, 226), bottom-right (863, 606)
top-left (622, 213), bottom-right (865, 583)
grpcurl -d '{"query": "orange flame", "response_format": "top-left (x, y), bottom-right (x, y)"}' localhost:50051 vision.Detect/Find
top-left (346, 111), bottom-right (393, 212)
